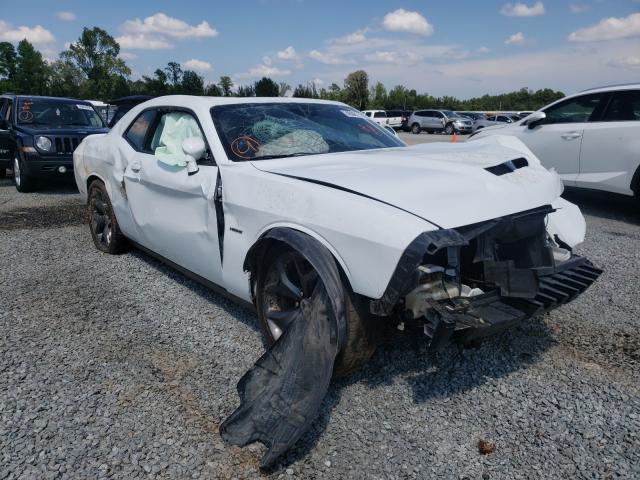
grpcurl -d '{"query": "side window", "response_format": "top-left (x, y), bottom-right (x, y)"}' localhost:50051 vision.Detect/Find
top-left (149, 111), bottom-right (206, 161)
top-left (602, 90), bottom-right (640, 122)
top-left (124, 110), bottom-right (156, 151)
top-left (497, 115), bottom-right (510, 122)
top-left (373, 112), bottom-right (386, 118)
top-left (364, 112), bottom-right (372, 117)
top-left (433, 111), bottom-right (444, 118)
top-left (543, 93), bottom-right (606, 124)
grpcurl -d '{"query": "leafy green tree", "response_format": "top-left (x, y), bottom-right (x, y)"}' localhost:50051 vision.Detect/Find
top-left (292, 82), bottom-right (318, 98)
top-left (140, 69), bottom-right (169, 96)
top-left (254, 77), bottom-right (279, 97)
top-left (218, 75), bottom-right (233, 96)
top-left (205, 83), bottom-right (222, 96)
top-left (370, 81), bottom-right (387, 109)
top-left (343, 70), bottom-right (368, 110)
top-left (165, 61), bottom-right (183, 90)
top-left (0, 42), bottom-right (17, 91)
top-left (62, 27), bottom-right (130, 99)
top-left (14, 40), bottom-right (50, 95)
top-left (48, 60), bottom-right (84, 98)
top-left (236, 84), bottom-right (255, 97)
top-left (181, 70), bottom-right (205, 95)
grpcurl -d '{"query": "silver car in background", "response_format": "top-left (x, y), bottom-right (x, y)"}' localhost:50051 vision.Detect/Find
top-left (407, 109), bottom-right (473, 134)
top-left (473, 114), bottom-right (518, 131)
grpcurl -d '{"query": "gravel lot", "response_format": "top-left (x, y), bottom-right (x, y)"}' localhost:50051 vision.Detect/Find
top-left (1, 173), bottom-right (639, 479)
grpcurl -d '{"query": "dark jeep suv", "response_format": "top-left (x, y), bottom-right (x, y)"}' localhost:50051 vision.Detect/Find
top-left (0, 95), bottom-right (109, 192)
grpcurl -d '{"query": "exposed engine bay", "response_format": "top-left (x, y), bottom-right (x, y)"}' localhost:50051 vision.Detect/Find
top-left (372, 205), bottom-right (602, 347)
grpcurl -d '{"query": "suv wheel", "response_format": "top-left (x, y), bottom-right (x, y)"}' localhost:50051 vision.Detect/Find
top-left (411, 123), bottom-right (421, 134)
top-left (13, 156), bottom-right (35, 192)
top-left (445, 123), bottom-right (455, 135)
top-left (88, 180), bottom-right (129, 254)
top-left (256, 246), bottom-right (379, 377)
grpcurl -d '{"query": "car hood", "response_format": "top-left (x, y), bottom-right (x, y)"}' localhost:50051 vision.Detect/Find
top-left (251, 135), bottom-right (563, 229)
top-left (17, 126), bottom-right (109, 136)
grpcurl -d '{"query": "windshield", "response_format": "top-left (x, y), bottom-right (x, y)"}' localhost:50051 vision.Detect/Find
top-left (211, 102), bottom-right (404, 161)
top-left (17, 98), bottom-right (105, 128)
top-left (442, 110), bottom-right (463, 118)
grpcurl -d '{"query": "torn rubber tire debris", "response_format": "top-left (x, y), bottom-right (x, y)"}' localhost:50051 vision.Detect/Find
top-left (221, 229), bottom-right (346, 469)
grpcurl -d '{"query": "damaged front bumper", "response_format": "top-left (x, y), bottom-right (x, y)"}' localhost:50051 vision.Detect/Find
top-left (370, 205), bottom-right (602, 346)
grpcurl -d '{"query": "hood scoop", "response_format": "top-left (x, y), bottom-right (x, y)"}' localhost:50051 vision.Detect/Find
top-left (485, 157), bottom-right (528, 176)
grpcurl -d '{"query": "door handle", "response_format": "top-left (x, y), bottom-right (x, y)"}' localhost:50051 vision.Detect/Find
top-left (561, 132), bottom-right (582, 140)
top-left (130, 162), bottom-right (142, 173)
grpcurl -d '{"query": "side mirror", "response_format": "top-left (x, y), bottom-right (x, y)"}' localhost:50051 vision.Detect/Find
top-left (182, 137), bottom-right (206, 175)
top-left (526, 111), bottom-right (546, 129)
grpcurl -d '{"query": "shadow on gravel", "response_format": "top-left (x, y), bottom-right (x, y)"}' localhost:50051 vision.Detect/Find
top-left (0, 204), bottom-right (86, 230)
top-left (562, 189), bottom-right (640, 226)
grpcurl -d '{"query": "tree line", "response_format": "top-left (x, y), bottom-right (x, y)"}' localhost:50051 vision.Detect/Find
top-left (0, 26), bottom-right (565, 112)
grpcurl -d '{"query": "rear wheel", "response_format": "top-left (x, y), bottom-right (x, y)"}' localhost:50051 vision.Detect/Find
top-left (13, 156), bottom-right (35, 192)
top-left (88, 180), bottom-right (129, 254)
top-left (411, 123), bottom-right (421, 135)
top-left (256, 246), bottom-right (378, 377)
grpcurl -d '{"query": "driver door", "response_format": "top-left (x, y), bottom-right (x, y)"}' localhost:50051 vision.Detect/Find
top-left (122, 107), bottom-right (223, 284)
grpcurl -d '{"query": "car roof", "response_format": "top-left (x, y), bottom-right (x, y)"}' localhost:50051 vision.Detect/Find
top-left (579, 83), bottom-right (640, 94)
top-left (138, 95), bottom-right (346, 110)
top-left (0, 94), bottom-right (92, 103)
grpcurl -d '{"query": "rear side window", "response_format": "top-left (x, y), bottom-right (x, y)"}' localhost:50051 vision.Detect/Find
top-left (373, 112), bottom-right (386, 118)
top-left (543, 93), bottom-right (607, 124)
top-left (124, 110), bottom-right (156, 151)
top-left (602, 90), bottom-right (640, 122)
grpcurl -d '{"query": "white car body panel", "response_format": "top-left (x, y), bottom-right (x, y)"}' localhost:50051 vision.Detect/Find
top-left (74, 95), bottom-right (586, 303)
top-left (470, 84), bottom-right (640, 197)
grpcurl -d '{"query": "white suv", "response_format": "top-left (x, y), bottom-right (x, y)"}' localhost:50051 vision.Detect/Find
top-left (362, 110), bottom-right (389, 126)
top-left (469, 84), bottom-right (640, 200)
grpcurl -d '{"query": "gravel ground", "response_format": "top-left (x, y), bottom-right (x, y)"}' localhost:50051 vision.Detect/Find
top-left (1, 177), bottom-right (639, 480)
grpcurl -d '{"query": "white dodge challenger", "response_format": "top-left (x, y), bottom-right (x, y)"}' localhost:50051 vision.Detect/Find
top-left (74, 96), bottom-right (601, 465)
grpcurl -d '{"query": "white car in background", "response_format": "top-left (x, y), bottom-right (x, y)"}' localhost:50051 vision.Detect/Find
top-left (469, 84), bottom-right (640, 200)
top-left (362, 109), bottom-right (389, 126)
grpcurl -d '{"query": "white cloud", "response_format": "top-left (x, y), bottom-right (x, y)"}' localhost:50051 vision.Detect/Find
top-left (313, 78), bottom-right (325, 86)
top-left (277, 46), bottom-right (298, 60)
top-left (115, 34), bottom-right (173, 50)
top-left (184, 58), bottom-right (212, 72)
top-left (364, 50), bottom-right (423, 65)
top-left (119, 52), bottom-right (138, 60)
top-left (500, 2), bottom-right (545, 17)
top-left (608, 55), bottom-right (640, 70)
top-left (569, 3), bottom-right (590, 14)
top-left (568, 13), bottom-right (640, 42)
top-left (382, 9), bottom-right (433, 36)
top-left (505, 32), bottom-right (525, 45)
top-left (309, 49), bottom-right (353, 65)
top-left (262, 55), bottom-right (272, 66)
top-left (242, 64), bottom-right (292, 78)
top-left (122, 13), bottom-right (218, 39)
top-left (477, 46), bottom-right (491, 54)
top-left (56, 11), bottom-right (76, 21)
top-left (0, 21), bottom-right (55, 45)
top-left (334, 29), bottom-right (368, 45)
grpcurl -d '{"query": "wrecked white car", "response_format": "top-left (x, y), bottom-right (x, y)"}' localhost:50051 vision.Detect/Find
top-left (74, 96), bottom-right (601, 468)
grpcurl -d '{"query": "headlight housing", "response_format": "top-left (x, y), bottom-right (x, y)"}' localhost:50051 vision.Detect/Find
top-left (35, 136), bottom-right (52, 152)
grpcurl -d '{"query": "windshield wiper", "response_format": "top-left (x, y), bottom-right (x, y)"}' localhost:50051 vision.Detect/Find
top-left (253, 152), bottom-right (319, 160)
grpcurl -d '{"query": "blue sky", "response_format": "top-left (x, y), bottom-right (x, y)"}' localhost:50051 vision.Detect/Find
top-left (1, 0), bottom-right (638, 97)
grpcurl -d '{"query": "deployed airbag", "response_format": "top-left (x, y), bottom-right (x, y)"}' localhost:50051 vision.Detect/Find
top-left (151, 112), bottom-right (204, 166)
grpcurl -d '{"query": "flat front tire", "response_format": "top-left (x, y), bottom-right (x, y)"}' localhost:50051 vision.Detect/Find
top-left (445, 124), bottom-right (455, 135)
top-left (88, 180), bottom-right (128, 254)
top-left (256, 246), bottom-right (378, 377)
top-left (411, 123), bottom-right (421, 135)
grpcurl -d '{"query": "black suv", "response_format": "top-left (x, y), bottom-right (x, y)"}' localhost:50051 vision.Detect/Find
top-left (0, 94), bottom-right (109, 192)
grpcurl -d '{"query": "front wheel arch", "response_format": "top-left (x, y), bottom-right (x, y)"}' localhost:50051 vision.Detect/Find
top-left (630, 164), bottom-right (640, 200)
